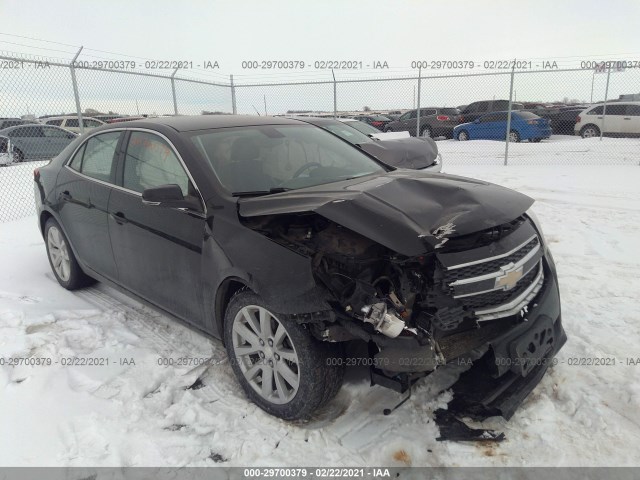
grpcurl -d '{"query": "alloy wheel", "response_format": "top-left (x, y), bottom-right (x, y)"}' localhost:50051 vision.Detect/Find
top-left (47, 226), bottom-right (71, 282)
top-left (232, 305), bottom-right (300, 404)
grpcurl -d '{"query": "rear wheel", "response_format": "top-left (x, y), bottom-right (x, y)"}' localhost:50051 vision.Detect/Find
top-left (420, 126), bottom-right (433, 138)
top-left (508, 130), bottom-right (521, 143)
top-left (457, 130), bottom-right (469, 141)
top-left (224, 290), bottom-right (344, 420)
top-left (580, 124), bottom-right (600, 138)
top-left (13, 148), bottom-right (24, 163)
top-left (44, 218), bottom-right (94, 290)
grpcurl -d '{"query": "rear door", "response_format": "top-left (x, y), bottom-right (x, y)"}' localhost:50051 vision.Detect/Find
top-left (55, 131), bottom-right (123, 280)
top-left (108, 130), bottom-right (207, 325)
top-left (601, 103), bottom-right (626, 135)
top-left (622, 104), bottom-right (640, 135)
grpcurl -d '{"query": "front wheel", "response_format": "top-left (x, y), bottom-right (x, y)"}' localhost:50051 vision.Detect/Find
top-left (508, 130), bottom-right (521, 143)
top-left (457, 130), bottom-right (469, 141)
top-left (224, 290), bottom-right (344, 420)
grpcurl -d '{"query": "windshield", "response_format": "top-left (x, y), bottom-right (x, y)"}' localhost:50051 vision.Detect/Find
top-left (343, 120), bottom-right (381, 135)
top-left (323, 122), bottom-right (374, 144)
top-left (190, 124), bottom-right (386, 195)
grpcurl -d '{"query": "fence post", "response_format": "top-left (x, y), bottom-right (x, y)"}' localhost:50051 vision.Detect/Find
top-left (415, 66), bottom-right (421, 137)
top-left (600, 63), bottom-right (611, 141)
top-left (69, 46), bottom-right (85, 134)
top-left (171, 67), bottom-right (179, 115)
top-left (504, 60), bottom-right (516, 166)
top-left (230, 74), bottom-right (237, 114)
top-left (332, 69), bottom-right (337, 118)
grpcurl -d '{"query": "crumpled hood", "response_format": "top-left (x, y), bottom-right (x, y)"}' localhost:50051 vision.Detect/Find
top-left (357, 137), bottom-right (439, 170)
top-left (238, 170), bottom-right (534, 256)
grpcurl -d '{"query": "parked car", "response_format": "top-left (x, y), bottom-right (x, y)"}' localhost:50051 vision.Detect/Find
top-left (458, 100), bottom-right (525, 123)
top-left (108, 116), bottom-right (148, 123)
top-left (34, 115), bottom-right (565, 421)
top-left (0, 136), bottom-right (12, 166)
top-left (0, 124), bottom-right (77, 162)
top-left (384, 107), bottom-right (461, 138)
top-left (454, 111), bottom-right (551, 142)
top-left (355, 114), bottom-right (392, 131)
top-left (574, 102), bottom-right (640, 138)
top-left (0, 118), bottom-right (35, 130)
top-left (93, 114), bottom-right (127, 123)
top-left (294, 116), bottom-right (442, 171)
top-left (546, 107), bottom-right (586, 135)
top-left (43, 116), bottom-right (105, 133)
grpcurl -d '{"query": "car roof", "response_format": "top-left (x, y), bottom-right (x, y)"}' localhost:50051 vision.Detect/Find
top-left (288, 116), bottom-right (341, 126)
top-left (106, 115), bottom-right (305, 132)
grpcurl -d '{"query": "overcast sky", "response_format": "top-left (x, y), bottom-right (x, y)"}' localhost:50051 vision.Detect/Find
top-left (1, 0), bottom-right (639, 115)
top-left (1, 0), bottom-right (639, 77)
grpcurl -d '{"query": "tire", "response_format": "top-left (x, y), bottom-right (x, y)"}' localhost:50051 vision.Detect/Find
top-left (580, 124), bottom-right (600, 138)
top-left (457, 130), bottom-right (469, 141)
top-left (508, 130), bottom-right (521, 143)
top-left (531, 138), bottom-right (542, 143)
top-left (44, 218), bottom-right (95, 290)
top-left (420, 126), bottom-right (433, 138)
top-left (13, 149), bottom-right (24, 163)
top-left (224, 290), bottom-right (344, 420)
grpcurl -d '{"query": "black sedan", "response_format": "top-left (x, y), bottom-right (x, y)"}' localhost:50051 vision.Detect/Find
top-left (34, 115), bottom-right (566, 422)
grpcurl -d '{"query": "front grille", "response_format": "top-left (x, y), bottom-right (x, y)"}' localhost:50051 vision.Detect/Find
top-left (444, 237), bottom-right (539, 284)
top-left (456, 263), bottom-right (540, 309)
top-left (434, 218), bottom-right (545, 324)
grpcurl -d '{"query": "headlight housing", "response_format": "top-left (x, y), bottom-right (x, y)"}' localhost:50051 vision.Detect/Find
top-left (526, 207), bottom-right (546, 246)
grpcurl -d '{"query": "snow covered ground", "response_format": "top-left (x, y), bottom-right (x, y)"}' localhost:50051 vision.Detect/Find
top-left (1, 138), bottom-right (640, 467)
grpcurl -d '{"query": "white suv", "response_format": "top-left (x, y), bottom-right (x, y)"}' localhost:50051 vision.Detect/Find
top-left (43, 116), bottom-right (105, 134)
top-left (574, 101), bottom-right (640, 138)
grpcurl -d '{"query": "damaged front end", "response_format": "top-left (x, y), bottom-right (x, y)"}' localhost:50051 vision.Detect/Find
top-left (238, 172), bottom-right (566, 422)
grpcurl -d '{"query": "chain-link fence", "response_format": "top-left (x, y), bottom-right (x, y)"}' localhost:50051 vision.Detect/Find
top-left (2, 53), bottom-right (639, 222)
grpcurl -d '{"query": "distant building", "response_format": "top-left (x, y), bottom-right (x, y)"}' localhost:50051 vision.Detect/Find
top-left (618, 93), bottom-right (640, 101)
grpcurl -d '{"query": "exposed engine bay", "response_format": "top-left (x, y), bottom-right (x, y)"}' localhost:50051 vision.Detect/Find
top-left (241, 207), bottom-right (566, 431)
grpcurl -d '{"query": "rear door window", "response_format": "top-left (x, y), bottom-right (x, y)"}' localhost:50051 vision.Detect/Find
top-left (604, 104), bottom-right (627, 115)
top-left (71, 131), bottom-right (122, 182)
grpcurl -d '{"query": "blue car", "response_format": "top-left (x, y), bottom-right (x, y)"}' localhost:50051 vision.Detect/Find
top-left (454, 111), bottom-right (552, 142)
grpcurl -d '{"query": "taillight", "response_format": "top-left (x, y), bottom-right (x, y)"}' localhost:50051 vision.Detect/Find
top-left (436, 115), bottom-right (450, 121)
top-left (459, 116), bottom-right (464, 123)
top-left (371, 121), bottom-right (383, 126)
top-left (34, 168), bottom-right (40, 180)
top-left (576, 115), bottom-right (581, 123)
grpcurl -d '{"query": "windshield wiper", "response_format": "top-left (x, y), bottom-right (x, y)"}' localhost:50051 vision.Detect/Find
top-left (232, 187), bottom-right (291, 197)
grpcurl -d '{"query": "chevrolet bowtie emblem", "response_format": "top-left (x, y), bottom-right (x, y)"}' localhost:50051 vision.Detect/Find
top-left (495, 265), bottom-right (524, 290)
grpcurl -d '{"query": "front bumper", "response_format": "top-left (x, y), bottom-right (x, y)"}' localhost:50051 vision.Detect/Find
top-left (372, 251), bottom-right (566, 419)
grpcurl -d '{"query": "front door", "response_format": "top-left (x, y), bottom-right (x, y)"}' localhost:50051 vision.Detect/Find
top-left (108, 130), bottom-right (206, 326)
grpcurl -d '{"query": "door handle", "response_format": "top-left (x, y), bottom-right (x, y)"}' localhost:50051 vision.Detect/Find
top-left (110, 211), bottom-right (128, 225)
top-left (60, 190), bottom-right (72, 201)
top-left (623, 117), bottom-right (631, 120)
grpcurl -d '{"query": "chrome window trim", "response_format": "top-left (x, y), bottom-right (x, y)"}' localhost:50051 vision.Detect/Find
top-left (445, 235), bottom-right (537, 270)
top-left (450, 241), bottom-right (541, 288)
top-left (63, 127), bottom-right (207, 216)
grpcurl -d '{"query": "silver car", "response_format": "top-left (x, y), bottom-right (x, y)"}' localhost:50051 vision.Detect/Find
top-left (0, 124), bottom-right (77, 162)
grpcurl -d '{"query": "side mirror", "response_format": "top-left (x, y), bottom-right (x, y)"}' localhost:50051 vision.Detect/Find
top-left (142, 184), bottom-right (201, 210)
